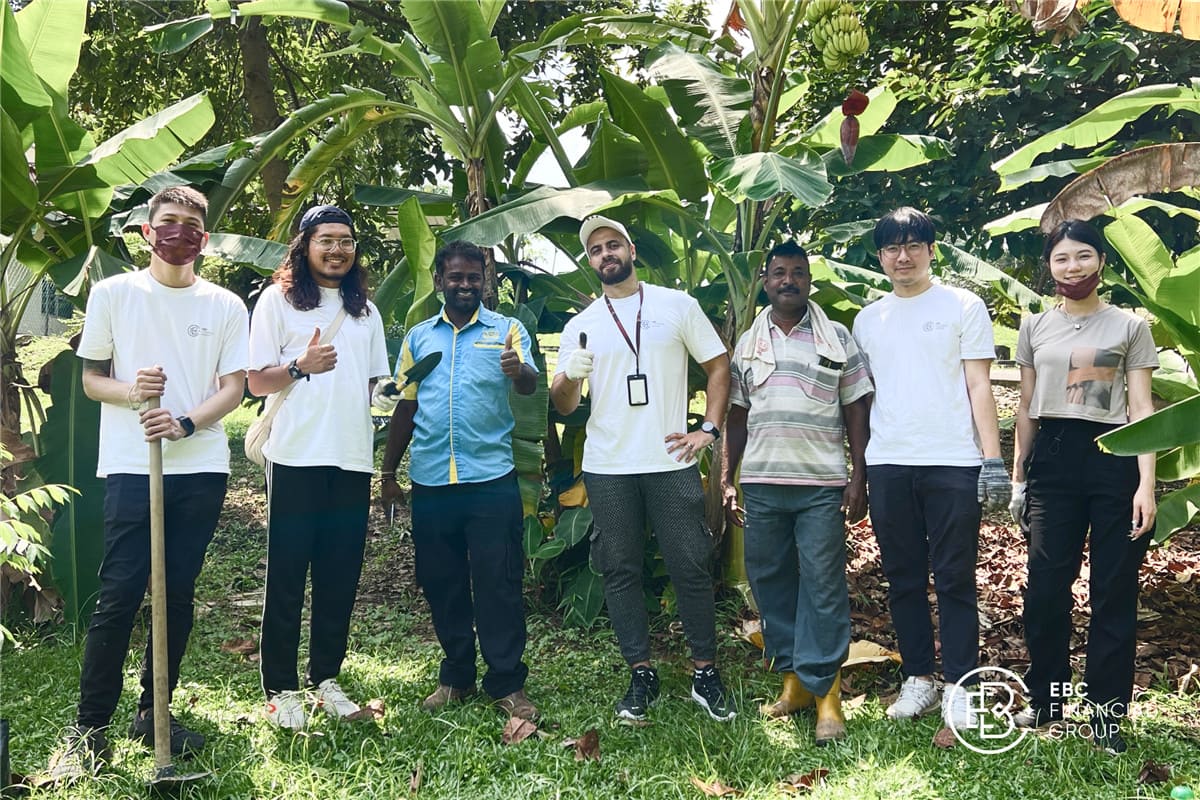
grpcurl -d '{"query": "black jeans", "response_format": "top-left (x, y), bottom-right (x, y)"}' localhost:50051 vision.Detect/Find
top-left (1023, 418), bottom-right (1150, 717)
top-left (77, 473), bottom-right (227, 729)
top-left (260, 464), bottom-right (370, 696)
top-left (411, 472), bottom-right (528, 699)
top-left (867, 464), bottom-right (981, 684)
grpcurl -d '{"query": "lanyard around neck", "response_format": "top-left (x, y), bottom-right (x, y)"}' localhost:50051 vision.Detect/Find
top-left (603, 284), bottom-right (643, 373)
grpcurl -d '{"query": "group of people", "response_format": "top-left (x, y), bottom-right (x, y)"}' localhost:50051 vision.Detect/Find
top-left (47, 186), bottom-right (1158, 781)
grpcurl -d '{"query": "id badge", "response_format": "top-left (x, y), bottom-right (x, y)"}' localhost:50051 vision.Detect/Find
top-left (627, 373), bottom-right (649, 406)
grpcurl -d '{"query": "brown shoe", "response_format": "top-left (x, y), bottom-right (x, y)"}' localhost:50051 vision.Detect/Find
top-left (496, 689), bottom-right (539, 721)
top-left (421, 684), bottom-right (477, 712)
top-left (814, 671), bottom-right (846, 746)
top-left (760, 672), bottom-right (814, 719)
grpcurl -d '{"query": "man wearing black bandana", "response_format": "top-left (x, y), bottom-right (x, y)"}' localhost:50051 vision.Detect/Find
top-left (48, 187), bottom-right (249, 782)
top-left (248, 205), bottom-right (390, 731)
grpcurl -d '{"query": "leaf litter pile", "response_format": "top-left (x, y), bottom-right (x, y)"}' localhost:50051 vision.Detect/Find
top-left (840, 517), bottom-right (1200, 696)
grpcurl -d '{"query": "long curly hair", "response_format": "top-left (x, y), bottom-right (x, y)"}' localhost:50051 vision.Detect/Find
top-left (273, 227), bottom-right (370, 318)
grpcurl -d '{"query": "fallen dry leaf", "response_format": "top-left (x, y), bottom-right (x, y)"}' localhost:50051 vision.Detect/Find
top-left (1137, 760), bottom-right (1172, 785)
top-left (844, 694), bottom-right (867, 710)
top-left (502, 716), bottom-right (538, 745)
top-left (689, 776), bottom-right (743, 797)
top-left (220, 637), bottom-right (258, 655)
top-left (843, 640), bottom-right (901, 668)
top-left (932, 727), bottom-right (957, 749)
top-left (779, 767), bottom-right (830, 794)
top-left (344, 698), bottom-right (386, 722)
top-left (574, 728), bottom-right (600, 762)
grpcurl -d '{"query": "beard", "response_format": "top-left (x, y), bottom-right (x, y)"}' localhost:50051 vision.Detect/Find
top-left (597, 255), bottom-right (634, 285)
top-left (445, 287), bottom-right (482, 316)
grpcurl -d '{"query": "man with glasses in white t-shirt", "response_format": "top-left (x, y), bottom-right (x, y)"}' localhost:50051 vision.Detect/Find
top-left (851, 207), bottom-right (1010, 731)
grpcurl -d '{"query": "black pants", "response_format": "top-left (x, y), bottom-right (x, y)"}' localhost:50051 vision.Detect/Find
top-left (1023, 418), bottom-right (1150, 717)
top-left (260, 464), bottom-right (370, 696)
top-left (867, 464), bottom-right (981, 684)
top-left (411, 472), bottom-right (528, 699)
top-left (77, 473), bottom-right (226, 729)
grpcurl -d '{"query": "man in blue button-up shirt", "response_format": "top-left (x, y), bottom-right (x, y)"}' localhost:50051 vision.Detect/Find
top-left (380, 241), bottom-right (539, 721)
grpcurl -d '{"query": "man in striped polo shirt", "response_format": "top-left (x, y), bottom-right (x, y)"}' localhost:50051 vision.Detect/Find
top-left (722, 240), bottom-right (872, 744)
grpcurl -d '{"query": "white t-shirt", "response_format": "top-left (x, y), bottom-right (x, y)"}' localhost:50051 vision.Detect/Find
top-left (248, 284), bottom-right (389, 473)
top-left (78, 269), bottom-right (249, 477)
top-left (851, 283), bottom-right (995, 467)
top-left (556, 283), bottom-right (727, 474)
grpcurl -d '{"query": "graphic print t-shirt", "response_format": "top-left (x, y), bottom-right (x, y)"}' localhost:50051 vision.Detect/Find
top-left (1016, 305), bottom-right (1157, 423)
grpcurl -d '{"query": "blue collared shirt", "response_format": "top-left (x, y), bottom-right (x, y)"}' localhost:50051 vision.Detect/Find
top-left (397, 305), bottom-right (535, 486)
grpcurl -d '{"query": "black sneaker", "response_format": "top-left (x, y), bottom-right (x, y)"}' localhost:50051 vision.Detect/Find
top-left (691, 665), bottom-right (736, 722)
top-left (46, 725), bottom-right (110, 783)
top-left (616, 665), bottom-right (660, 721)
top-left (128, 709), bottom-right (205, 757)
top-left (1091, 716), bottom-right (1127, 755)
top-left (1013, 704), bottom-right (1063, 729)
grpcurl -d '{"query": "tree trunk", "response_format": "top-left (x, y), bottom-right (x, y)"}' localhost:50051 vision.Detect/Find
top-left (465, 157), bottom-right (499, 309)
top-left (238, 18), bottom-right (288, 217)
top-left (1, 346), bottom-right (28, 495)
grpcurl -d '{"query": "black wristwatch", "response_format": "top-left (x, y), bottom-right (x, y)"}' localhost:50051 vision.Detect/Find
top-left (287, 358), bottom-right (307, 380)
top-left (700, 421), bottom-right (720, 440)
top-left (176, 416), bottom-right (196, 438)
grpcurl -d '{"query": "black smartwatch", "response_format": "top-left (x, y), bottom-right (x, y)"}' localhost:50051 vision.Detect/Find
top-left (176, 416), bottom-right (196, 438)
top-left (287, 358), bottom-right (307, 380)
top-left (700, 420), bottom-right (720, 440)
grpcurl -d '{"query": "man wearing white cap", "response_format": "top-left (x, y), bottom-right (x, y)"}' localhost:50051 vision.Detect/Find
top-left (551, 216), bottom-right (734, 722)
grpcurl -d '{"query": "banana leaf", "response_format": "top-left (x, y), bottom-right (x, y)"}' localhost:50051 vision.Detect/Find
top-left (1155, 483), bottom-right (1200, 543)
top-left (994, 81), bottom-right (1200, 177)
top-left (37, 350), bottom-right (105, 629)
top-left (1097, 395), bottom-right (1200, 455)
top-left (600, 70), bottom-right (707, 202)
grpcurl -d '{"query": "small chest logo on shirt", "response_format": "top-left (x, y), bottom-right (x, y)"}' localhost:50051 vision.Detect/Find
top-left (187, 324), bottom-right (214, 337)
top-left (479, 328), bottom-right (502, 343)
top-left (922, 321), bottom-right (949, 333)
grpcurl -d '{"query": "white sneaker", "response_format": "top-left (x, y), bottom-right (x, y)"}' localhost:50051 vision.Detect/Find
top-left (941, 683), bottom-right (979, 730)
top-left (316, 678), bottom-right (361, 719)
top-left (265, 691), bottom-right (307, 730)
top-left (886, 676), bottom-right (941, 720)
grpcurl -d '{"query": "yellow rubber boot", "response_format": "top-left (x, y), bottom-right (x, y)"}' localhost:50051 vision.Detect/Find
top-left (814, 671), bottom-right (846, 745)
top-left (759, 672), bottom-right (814, 719)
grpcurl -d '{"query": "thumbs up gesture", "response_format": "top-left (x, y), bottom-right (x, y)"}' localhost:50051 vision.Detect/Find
top-left (298, 325), bottom-right (338, 376)
top-left (500, 328), bottom-right (522, 380)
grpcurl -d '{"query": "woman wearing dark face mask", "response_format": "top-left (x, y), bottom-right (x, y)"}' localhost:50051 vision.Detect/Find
top-left (1010, 219), bottom-right (1159, 754)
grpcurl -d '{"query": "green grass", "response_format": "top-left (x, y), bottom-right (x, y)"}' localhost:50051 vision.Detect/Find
top-left (5, 613), bottom-right (1199, 799)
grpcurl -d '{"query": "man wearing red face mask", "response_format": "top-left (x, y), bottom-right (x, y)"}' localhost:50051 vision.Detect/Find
top-left (47, 187), bottom-right (249, 782)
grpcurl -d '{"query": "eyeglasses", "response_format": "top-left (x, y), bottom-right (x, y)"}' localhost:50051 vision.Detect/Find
top-left (313, 237), bottom-right (357, 252)
top-left (879, 242), bottom-right (929, 258)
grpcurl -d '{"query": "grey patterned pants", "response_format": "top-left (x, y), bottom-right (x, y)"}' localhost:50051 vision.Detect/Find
top-left (584, 466), bottom-right (717, 664)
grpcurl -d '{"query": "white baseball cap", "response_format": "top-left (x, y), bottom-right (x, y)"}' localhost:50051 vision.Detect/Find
top-left (579, 215), bottom-right (631, 251)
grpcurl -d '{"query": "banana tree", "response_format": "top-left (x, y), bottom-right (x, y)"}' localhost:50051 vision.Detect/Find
top-left (1, 0), bottom-right (216, 465)
top-left (432, 12), bottom-right (954, 613)
top-left (147, 0), bottom-right (711, 308)
top-left (990, 84), bottom-right (1200, 540)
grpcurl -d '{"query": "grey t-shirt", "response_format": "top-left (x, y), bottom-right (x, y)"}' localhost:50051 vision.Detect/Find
top-left (1016, 305), bottom-right (1157, 423)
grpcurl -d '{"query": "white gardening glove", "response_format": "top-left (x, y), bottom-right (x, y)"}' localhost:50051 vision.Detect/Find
top-left (563, 348), bottom-right (594, 382)
top-left (371, 379), bottom-right (400, 413)
top-left (1009, 481), bottom-right (1026, 524)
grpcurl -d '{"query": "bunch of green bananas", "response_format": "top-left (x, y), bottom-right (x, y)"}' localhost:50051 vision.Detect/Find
top-left (806, 0), bottom-right (869, 70)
